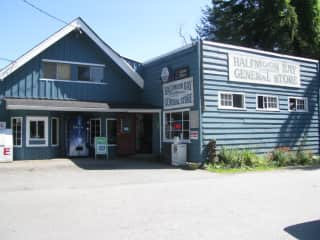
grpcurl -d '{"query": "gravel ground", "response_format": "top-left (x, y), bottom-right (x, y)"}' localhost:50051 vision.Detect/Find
top-left (0, 158), bottom-right (319, 240)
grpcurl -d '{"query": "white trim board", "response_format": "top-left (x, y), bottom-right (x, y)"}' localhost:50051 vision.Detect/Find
top-left (42, 59), bottom-right (105, 67)
top-left (40, 78), bottom-right (108, 85)
top-left (6, 104), bottom-right (161, 113)
top-left (0, 18), bottom-right (144, 88)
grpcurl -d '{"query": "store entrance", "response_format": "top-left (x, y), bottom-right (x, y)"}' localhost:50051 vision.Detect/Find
top-left (116, 113), bottom-right (153, 156)
top-left (136, 113), bottom-right (153, 154)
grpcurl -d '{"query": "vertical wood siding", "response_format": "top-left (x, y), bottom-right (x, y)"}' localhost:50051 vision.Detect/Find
top-left (0, 31), bottom-right (141, 104)
top-left (201, 41), bottom-right (319, 154)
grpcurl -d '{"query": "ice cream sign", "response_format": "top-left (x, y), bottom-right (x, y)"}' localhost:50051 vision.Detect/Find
top-left (228, 52), bottom-right (300, 88)
top-left (163, 77), bottom-right (194, 109)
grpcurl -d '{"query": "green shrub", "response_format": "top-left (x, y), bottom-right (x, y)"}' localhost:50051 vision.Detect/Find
top-left (269, 147), bottom-right (314, 166)
top-left (296, 150), bottom-right (313, 165)
top-left (217, 147), bottom-right (260, 168)
top-left (241, 149), bottom-right (259, 167)
top-left (269, 148), bottom-right (292, 166)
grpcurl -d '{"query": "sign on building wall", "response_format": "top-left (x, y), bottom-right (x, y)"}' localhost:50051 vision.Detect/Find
top-left (0, 129), bottom-right (13, 162)
top-left (228, 52), bottom-right (300, 88)
top-left (163, 77), bottom-right (194, 109)
top-left (190, 130), bottom-right (199, 140)
top-left (0, 122), bottom-right (6, 129)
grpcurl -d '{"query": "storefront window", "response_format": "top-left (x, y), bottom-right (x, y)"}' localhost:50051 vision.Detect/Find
top-left (30, 121), bottom-right (45, 139)
top-left (11, 117), bottom-right (22, 147)
top-left (51, 118), bottom-right (59, 146)
top-left (164, 110), bottom-right (190, 141)
top-left (106, 119), bottom-right (117, 145)
top-left (26, 116), bottom-right (48, 147)
top-left (90, 118), bottom-right (101, 145)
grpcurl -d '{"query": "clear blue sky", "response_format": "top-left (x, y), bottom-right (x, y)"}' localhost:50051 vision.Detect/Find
top-left (0, 0), bottom-right (209, 69)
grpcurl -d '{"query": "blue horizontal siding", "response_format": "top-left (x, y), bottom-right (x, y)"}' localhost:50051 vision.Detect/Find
top-left (201, 41), bottom-right (320, 154)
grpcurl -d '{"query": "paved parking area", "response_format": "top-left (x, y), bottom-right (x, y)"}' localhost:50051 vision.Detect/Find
top-left (0, 158), bottom-right (319, 240)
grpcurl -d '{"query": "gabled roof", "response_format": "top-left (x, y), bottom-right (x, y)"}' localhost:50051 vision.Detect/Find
top-left (0, 17), bottom-right (144, 88)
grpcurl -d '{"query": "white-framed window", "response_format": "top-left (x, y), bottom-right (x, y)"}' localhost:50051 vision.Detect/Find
top-left (288, 97), bottom-right (308, 112)
top-left (218, 92), bottom-right (246, 110)
top-left (164, 109), bottom-right (190, 142)
top-left (106, 118), bottom-right (117, 146)
top-left (26, 116), bottom-right (48, 147)
top-left (42, 59), bottom-right (104, 83)
top-left (78, 65), bottom-right (104, 82)
top-left (43, 62), bottom-right (71, 80)
top-left (11, 117), bottom-right (22, 147)
top-left (90, 118), bottom-right (101, 145)
top-left (256, 95), bottom-right (279, 111)
top-left (51, 117), bottom-right (59, 146)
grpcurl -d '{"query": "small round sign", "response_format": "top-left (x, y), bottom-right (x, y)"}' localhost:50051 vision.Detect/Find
top-left (161, 67), bottom-right (170, 82)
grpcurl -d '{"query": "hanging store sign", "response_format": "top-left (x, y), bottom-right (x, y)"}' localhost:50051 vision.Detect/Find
top-left (163, 77), bottom-right (194, 109)
top-left (228, 52), bottom-right (300, 88)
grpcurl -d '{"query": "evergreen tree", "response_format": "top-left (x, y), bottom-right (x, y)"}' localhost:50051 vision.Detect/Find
top-left (197, 0), bottom-right (320, 58)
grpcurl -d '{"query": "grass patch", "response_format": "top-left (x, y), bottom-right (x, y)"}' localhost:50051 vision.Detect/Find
top-left (206, 164), bottom-right (277, 174)
top-left (203, 145), bottom-right (320, 174)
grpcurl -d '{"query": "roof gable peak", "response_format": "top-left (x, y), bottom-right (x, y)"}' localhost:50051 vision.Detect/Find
top-left (0, 17), bottom-right (144, 88)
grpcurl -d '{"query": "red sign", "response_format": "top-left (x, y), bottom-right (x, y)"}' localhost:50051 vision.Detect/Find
top-left (3, 148), bottom-right (11, 156)
top-left (173, 123), bottom-right (182, 130)
top-left (190, 130), bottom-right (198, 140)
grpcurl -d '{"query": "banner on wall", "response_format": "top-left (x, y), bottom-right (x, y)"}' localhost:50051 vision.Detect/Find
top-left (163, 77), bottom-right (194, 110)
top-left (228, 52), bottom-right (300, 88)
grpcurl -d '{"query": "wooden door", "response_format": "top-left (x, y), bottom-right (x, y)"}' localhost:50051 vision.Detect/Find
top-left (117, 113), bottom-right (136, 155)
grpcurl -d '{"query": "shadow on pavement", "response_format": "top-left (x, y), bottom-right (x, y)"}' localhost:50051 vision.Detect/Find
top-left (284, 220), bottom-right (320, 240)
top-left (70, 155), bottom-right (175, 170)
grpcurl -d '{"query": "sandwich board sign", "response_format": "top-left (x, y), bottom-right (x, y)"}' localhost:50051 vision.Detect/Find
top-left (95, 137), bottom-right (108, 160)
top-left (0, 129), bottom-right (13, 162)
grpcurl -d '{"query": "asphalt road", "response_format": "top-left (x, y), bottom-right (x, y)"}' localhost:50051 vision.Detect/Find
top-left (0, 159), bottom-right (319, 240)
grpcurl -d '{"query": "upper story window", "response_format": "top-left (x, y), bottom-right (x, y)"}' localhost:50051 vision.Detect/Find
top-left (42, 60), bottom-right (104, 83)
top-left (256, 95), bottom-right (279, 111)
top-left (43, 62), bottom-right (71, 80)
top-left (288, 97), bottom-right (308, 112)
top-left (78, 66), bottom-right (90, 81)
top-left (219, 92), bottom-right (245, 110)
top-left (77, 65), bottom-right (104, 82)
top-left (174, 66), bottom-right (190, 80)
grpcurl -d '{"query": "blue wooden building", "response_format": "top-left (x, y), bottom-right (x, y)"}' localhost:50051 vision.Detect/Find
top-left (0, 18), bottom-right (319, 161)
